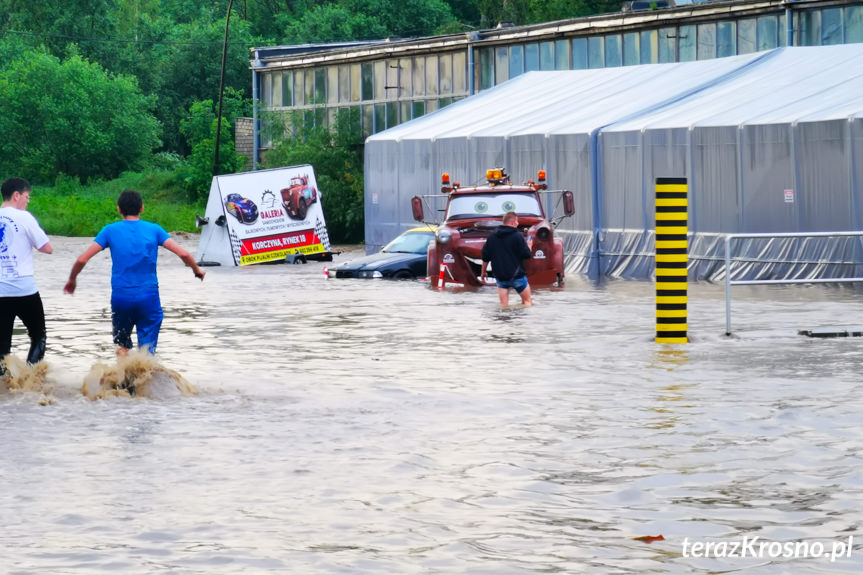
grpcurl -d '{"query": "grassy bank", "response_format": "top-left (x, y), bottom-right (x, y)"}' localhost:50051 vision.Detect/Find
top-left (29, 171), bottom-right (205, 237)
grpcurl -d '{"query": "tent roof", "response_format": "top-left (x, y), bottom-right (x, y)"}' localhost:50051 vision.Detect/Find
top-left (609, 44), bottom-right (863, 131)
top-left (366, 44), bottom-right (863, 144)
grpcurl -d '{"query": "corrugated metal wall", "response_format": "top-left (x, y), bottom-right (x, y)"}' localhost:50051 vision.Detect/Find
top-left (364, 45), bottom-right (863, 280)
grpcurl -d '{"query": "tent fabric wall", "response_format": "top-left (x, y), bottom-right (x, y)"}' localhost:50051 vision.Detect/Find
top-left (856, 118), bottom-right (863, 228)
top-left (364, 44), bottom-right (863, 280)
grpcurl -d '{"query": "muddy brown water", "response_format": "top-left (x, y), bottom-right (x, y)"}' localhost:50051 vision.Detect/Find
top-left (1, 235), bottom-right (862, 573)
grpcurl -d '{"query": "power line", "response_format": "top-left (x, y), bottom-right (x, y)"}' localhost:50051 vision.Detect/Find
top-left (2, 29), bottom-right (252, 47)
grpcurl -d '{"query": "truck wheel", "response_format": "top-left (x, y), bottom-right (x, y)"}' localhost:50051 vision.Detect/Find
top-left (296, 198), bottom-right (307, 219)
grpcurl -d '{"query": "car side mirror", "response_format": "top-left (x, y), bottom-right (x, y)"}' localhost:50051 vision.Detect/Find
top-left (562, 190), bottom-right (575, 216)
top-left (411, 196), bottom-right (424, 222)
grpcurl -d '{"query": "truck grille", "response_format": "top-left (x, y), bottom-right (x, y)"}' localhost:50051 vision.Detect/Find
top-left (464, 256), bottom-right (486, 277)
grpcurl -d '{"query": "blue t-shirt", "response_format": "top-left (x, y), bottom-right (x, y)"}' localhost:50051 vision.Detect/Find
top-left (94, 220), bottom-right (171, 298)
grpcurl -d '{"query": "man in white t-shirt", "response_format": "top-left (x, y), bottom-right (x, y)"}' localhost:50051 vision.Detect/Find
top-left (0, 178), bottom-right (53, 369)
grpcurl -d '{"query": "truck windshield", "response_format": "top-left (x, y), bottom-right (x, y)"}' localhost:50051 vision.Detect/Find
top-left (446, 193), bottom-right (542, 220)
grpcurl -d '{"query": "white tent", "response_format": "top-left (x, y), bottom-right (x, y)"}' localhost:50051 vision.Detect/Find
top-left (364, 44), bottom-right (863, 279)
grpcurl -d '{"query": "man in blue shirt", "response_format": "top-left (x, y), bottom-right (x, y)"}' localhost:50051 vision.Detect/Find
top-left (64, 190), bottom-right (205, 355)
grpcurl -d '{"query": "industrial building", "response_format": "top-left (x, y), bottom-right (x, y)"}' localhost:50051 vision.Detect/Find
top-left (250, 0), bottom-right (862, 155)
top-left (364, 44), bottom-right (863, 279)
top-left (249, 1), bottom-right (863, 279)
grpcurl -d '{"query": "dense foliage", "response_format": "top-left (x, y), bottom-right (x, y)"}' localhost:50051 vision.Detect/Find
top-left (0, 0), bottom-right (623, 240)
top-left (262, 109), bottom-right (365, 243)
top-left (0, 47), bottom-right (160, 183)
top-left (178, 88), bottom-right (251, 203)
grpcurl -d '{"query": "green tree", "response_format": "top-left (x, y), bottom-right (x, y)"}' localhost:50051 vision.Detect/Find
top-left (442, 0), bottom-right (482, 28)
top-left (350, 0), bottom-right (457, 37)
top-left (526, 0), bottom-right (622, 23)
top-left (243, 0), bottom-right (314, 40)
top-left (276, 4), bottom-right (387, 44)
top-left (0, 0), bottom-right (256, 156)
top-left (178, 87), bottom-right (250, 202)
top-left (0, 0), bottom-right (116, 60)
top-left (0, 47), bottom-right (160, 183)
top-left (478, 0), bottom-right (530, 26)
top-left (262, 109), bottom-right (365, 243)
top-left (151, 13), bottom-right (256, 154)
top-left (273, 0), bottom-right (456, 43)
top-left (475, 0), bottom-right (622, 26)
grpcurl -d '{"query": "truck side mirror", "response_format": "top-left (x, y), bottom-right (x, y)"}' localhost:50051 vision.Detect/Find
top-left (411, 196), bottom-right (424, 222)
top-left (562, 191), bottom-right (575, 216)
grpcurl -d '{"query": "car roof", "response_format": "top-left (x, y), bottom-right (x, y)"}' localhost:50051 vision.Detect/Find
top-left (405, 226), bottom-right (436, 233)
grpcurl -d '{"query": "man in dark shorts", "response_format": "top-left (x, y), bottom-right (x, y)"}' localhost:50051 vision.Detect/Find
top-left (64, 190), bottom-right (205, 355)
top-left (480, 211), bottom-right (533, 307)
top-left (0, 178), bottom-right (53, 368)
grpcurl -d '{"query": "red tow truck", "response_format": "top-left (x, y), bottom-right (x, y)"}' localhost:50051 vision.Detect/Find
top-left (280, 175), bottom-right (317, 220)
top-left (411, 168), bottom-right (575, 287)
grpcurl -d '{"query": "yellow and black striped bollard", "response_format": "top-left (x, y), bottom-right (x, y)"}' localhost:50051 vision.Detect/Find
top-left (655, 177), bottom-right (688, 343)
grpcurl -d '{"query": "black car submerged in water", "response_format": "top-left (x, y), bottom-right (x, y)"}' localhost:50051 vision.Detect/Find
top-left (328, 227), bottom-right (436, 280)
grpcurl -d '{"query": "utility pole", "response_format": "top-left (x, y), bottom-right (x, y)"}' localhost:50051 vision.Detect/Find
top-left (213, 0), bottom-right (235, 176)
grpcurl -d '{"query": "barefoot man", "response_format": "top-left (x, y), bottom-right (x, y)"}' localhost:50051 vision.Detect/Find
top-left (480, 211), bottom-right (533, 307)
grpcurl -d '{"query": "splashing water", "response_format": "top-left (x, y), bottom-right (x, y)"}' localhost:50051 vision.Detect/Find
top-left (81, 349), bottom-right (198, 400)
top-left (1, 355), bottom-right (53, 404)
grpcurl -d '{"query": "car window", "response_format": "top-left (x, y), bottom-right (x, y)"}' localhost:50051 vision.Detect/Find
top-left (446, 193), bottom-right (542, 220)
top-left (383, 231), bottom-right (435, 253)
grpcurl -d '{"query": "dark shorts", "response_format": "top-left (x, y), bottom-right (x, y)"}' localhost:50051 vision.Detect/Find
top-left (496, 275), bottom-right (529, 293)
top-left (112, 294), bottom-right (163, 354)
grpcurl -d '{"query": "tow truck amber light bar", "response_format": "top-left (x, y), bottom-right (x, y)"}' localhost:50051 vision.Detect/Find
top-left (535, 169), bottom-right (547, 190)
top-left (486, 167), bottom-right (510, 185)
top-left (484, 168), bottom-right (548, 187)
top-left (441, 172), bottom-right (461, 193)
top-left (441, 172), bottom-right (452, 193)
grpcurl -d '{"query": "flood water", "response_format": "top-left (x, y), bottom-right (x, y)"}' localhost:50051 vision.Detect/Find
top-left (2, 234), bottom-right (863, 574)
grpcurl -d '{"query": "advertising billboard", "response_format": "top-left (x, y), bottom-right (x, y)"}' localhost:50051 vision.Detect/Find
top-left (195, 165), bottom-right (332, 266)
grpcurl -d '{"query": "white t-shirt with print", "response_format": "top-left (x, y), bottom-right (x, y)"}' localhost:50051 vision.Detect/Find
top-left (0, 207), bottom-right (50, 297)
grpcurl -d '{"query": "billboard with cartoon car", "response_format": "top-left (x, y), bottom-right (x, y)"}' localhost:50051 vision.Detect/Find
top-left (195, 165), bottom-right (332, 266)
top-left (280, 175), bottom-right (317, 220)
top-left (224, 193), bottom-right (259, 224)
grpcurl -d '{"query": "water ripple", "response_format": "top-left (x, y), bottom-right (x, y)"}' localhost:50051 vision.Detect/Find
top-left (0, 237), bottom-right (861, 573)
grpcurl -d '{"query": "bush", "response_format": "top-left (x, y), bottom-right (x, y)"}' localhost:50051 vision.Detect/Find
top-left (179, 89), bottom-right (250, 203)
